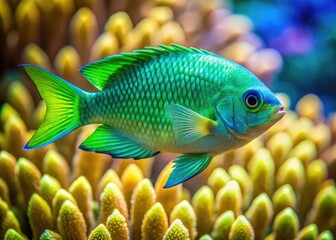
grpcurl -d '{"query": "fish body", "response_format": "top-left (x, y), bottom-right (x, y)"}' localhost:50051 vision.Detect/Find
top-left (21, 44), bottom-right (285, 187)
top-left (81, 49), bottom-right (242, 154)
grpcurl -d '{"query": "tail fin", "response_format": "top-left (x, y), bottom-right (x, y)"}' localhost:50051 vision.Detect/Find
top-left (21, 64), bottom-right (85, 149)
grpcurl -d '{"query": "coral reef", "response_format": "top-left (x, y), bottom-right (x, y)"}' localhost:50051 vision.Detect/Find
top-left (0, 0), bottom-right (336, 239)
top-left (1, 83), bottom-right (336, 239)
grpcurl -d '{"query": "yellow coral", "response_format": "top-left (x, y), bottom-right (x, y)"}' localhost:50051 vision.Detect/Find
top-left (52, 189), bottom-right (77, 227)
top-left (0, 198), bottom-right (22, 239)
top-left (266, 132), bottom-right (293, 169)
top-left (273, 207), bottom-right (299, 240)
top-left (98, 169), bottom-right (123, 196)
top-left (131, 179), bottom-right (156, 240)
top-left (192, 186), bottom-right (214, 236)
top-left (228, 165), bottom-right (253, 210)
top-left (276, 157), bottom-right (305, 198)
top-left (299, 159), bottom-right (327, 222)
top-left (57, 200), bottom-right (87, 240)
top-left (16, 157), bottom-right (41, 204)
top-left (211, 210), bottom-right (235, 240)
top-left (104, 11), bottom-right (133, 46)
top-left (4, 229), bottom-right (26, 240)
top-left (164, 219), bottom-right (190, 240)
top-left (245, 193), bottom-right (273, 239)
top-left (306, 185), bottom-right (336, 231)
top-left (207, 168), bottom-right (231, 196)
top-left (69, 176), bottom-right (93, 232)
top-left (155, 162), bottom-right (182, 216)
top-left (141, 202), bottom-right (168, 240)
top-left (170, 200), bottom-right (197, 240)
top-left (54, 46), bottom-right (81, 81)
top-left (122, 163), bottom-right (144, 211)
top-left (272, 184), bottom-right (297, 217)
top-left (0, 151), bottom-right (18, 205)
top-left (42, 150), bottom-right (70, 188)
top-left (99, 182), bottom-right (128, 223)
top-left (6, 81), bottom-right (34, 129)
top-left (72, 143), bottom-right (106, 200)
top-left (28, 193), bottom-right (53, 240)
top-left (296, 224), bottom-right (318, 240)
top-left (38, 175), bottom-right (61, 207)
top-left (288, 140), bottom-right (317, 166)
top-left (0, 179), bottom-right (10, 205)
top-left (88, 224), bottom-right (111, 240)
top-left (70, 7), bottom-right (98, 63)
top-left (228, 215), bottom-right (254, 240)
top-left (248, 148), bottom-right (275, 196)
top-left (106, 209), bottom-right (130, 240)
top-left (296, 94), bottom-right (323, 122)
top-left (4, 116), bottom-right (28, 160)
top-left (216, 180), bottom-right (243, 217)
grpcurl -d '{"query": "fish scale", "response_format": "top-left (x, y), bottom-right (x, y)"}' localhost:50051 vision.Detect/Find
top-left (21, 44), bottom-right (285, 188)
top-left (81, 54), bottom-right (223, 151)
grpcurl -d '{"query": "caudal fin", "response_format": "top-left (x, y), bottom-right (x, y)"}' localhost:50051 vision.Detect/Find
top-left (21, 64), bottom-right (85, 149)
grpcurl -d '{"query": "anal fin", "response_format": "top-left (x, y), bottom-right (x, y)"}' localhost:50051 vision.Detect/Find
top-left (79, 125), bottom-right (159, 159)
top-left (164, 153), bottom-right (213, 188)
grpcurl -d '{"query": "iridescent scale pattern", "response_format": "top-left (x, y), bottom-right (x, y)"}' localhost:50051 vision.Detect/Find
top-left (82, 52), bottom-right (230, 151)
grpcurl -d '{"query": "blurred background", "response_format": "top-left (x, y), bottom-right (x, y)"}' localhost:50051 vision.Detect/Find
top-left (233, 0), bottom-right (336, 115)
top-left (0, 0), bottom-right (336, 114)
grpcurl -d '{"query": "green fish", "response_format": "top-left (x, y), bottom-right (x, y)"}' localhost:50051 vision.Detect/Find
top-left (21, 44), bottom-right (285, 188)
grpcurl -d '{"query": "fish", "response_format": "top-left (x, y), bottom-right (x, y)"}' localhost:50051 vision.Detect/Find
top-left (21, 44), bottom-right (285, 188)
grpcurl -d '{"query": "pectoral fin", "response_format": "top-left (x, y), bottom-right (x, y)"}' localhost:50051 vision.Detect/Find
top-left (167, 104), bottom-right (217, 143)
top-left (79, 125), bottom-right (159, 159)
top-left (164, 153), bottom-right (213, 188)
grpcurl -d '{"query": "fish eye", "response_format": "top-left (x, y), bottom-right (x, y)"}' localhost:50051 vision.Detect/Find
top-left (243, 90), bottom-right (262, 110)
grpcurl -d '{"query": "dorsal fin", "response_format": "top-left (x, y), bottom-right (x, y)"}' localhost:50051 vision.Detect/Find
top-left (79, 44), bottom-right (214, 90)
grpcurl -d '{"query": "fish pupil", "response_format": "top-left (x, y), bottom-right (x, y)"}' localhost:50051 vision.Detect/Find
top-left (244, 90), bottom-right (261, 109)
top-left (247, 95), bottom-right (257, 106)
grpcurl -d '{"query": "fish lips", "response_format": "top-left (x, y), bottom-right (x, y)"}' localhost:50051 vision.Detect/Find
top-left (269, 106), bottom-right (286, 121)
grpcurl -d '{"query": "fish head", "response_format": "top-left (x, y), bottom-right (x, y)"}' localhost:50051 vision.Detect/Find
top-left (216, 68), bottom-right (285, 140)
top-left (242, 87), bottom-right (285, 136)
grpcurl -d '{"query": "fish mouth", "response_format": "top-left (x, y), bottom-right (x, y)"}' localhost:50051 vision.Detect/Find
top-left (270, 106), bottom-right (286, 121)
